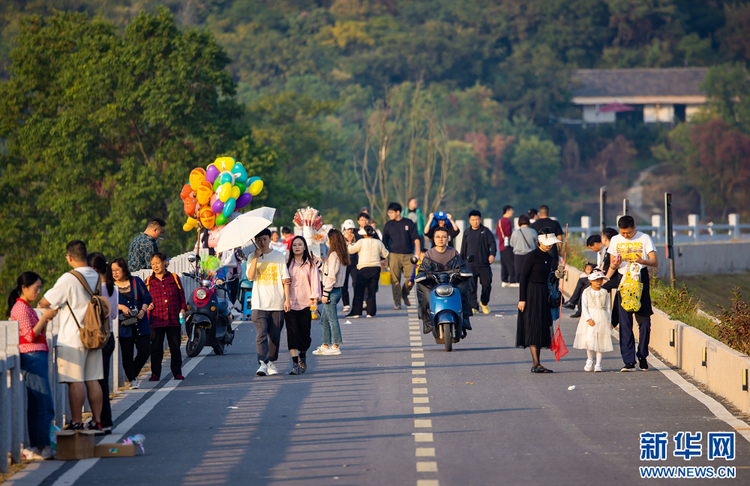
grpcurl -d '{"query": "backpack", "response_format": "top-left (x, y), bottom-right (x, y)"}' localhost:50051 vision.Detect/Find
top-left (66, 271), bottom-right (111, 350)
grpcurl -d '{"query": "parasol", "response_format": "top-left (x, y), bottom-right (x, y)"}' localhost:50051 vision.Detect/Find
top-left (214, 207), bottom-right (276, 254)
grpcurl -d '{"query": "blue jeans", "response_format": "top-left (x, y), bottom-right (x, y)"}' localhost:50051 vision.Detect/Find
top-left (320, 288), bottom-right (342, 346)
top-left (21, 351), bottom-right (54, 448)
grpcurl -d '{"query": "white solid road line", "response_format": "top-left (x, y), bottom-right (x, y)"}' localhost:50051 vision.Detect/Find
top-left (50, 324), bottom-right (225, 486)
top-left (650, 354), bottom-right (750, 444)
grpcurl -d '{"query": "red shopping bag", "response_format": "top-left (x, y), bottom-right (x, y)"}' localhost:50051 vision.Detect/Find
top-left (551, 325), bottom-right (568, 361)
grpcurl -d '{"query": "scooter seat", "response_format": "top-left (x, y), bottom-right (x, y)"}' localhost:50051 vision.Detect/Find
top-left (217, 299), bottom-right (229, 312)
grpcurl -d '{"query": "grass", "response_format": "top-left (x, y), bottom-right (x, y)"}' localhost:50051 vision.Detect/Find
top-left (669, 272), bottom-right (750, 315)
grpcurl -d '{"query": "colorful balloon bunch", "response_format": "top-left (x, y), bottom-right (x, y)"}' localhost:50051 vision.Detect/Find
top-left (180, 157), bottom-right (264, 231)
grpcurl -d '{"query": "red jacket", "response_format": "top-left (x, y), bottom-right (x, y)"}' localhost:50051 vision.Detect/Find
top-left (496, 217), bottom-right (513, 251)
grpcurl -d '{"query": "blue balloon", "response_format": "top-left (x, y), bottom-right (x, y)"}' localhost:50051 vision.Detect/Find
top-left (231, 162), bottom-right (248, 185)
top-left (222, 197), bottom-right (236, 218)
top-left (220, 171), bottom-right (234, 185)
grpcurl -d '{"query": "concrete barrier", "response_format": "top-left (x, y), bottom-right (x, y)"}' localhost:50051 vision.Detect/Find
top-left (564, 264), bottom-right (750, 414)
top-left (0, 321), bottom-right (23, 472)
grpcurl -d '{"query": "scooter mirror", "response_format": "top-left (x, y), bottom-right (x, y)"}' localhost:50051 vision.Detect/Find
top-left (467, 254), bottom-right (475, 263)
top-left (410, 256), bottom-right (419, 265)
top-left (188, 254), bottom-right (197, 263)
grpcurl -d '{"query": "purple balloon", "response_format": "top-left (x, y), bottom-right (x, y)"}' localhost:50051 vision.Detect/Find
top-left (211, 198), bottom-right (224, 214)
top-left (236, 192), bottom-right (253, 209)
top-left (206, 164), bottom-right (220, 184)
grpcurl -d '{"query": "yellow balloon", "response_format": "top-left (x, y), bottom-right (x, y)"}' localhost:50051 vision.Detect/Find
top-left (214, 156), bottom-right (235, 173)
top-left (249, 179), bottom-right (264, 196)
top-left (218, 182), bottom-right (232, 203)
top-left (231, 185), bottom-right (241, 200)
top-left (183, 217), bottom-right (199, 232)
top-left (189, 168), bottom-right (206, 192)
top-left (196, 185), bottom-right (213, 205)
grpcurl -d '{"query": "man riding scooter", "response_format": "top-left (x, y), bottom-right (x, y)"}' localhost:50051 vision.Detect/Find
top-left (415, 227), bottom-right (473, 338)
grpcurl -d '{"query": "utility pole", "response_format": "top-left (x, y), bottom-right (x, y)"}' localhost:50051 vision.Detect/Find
top-left (599, 186), bottom-right (607, 234)
top-left (665, 193), bottom-right (675, 289)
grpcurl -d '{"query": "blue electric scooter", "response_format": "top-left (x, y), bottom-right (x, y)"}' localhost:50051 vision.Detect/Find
top-left (413, 255), bottom-right (474, 352)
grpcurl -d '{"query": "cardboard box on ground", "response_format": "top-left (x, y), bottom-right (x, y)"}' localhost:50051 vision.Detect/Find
top-left (55, 431), bottom-right (145, 459)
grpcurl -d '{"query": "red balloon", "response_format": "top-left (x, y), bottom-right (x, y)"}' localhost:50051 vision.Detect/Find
top-left (184, 196), bottom-right (198, 217)
top-left (180, 184), bottom-right (193, 202)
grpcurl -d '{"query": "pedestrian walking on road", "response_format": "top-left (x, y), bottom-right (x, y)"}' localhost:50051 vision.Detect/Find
top-left (128, 217), bottom-right (165, 272)
top-left (314, 229), bottom-right (350, 356)
top-left (9, 271), bottom-right (57, 460)
top-left (39, 240), bottom-right (105, 431)
top-left (573, 269), bottom-right (614, 372)
top-left (402, 197), bottom-right (427, 248)
top-left (341, 219), bottom-right (361, 314)
top-left (285, 236), bottom-right (321, 374)
top-left (247, 228), bottom-right (291, 376)
top-left (496, 206), bottom-right (516, 287)
top-left (347, 226), bottom-right (389, 317)
top-left (530, 205), bottom-right (564, 264)
top-left (460, 210), bottom-right (496, 315)
top-left (146, 252), bottom-right (187, 381)
top-left (87, 252), bottom-right (119, 434)
top-left (382, 202), bottom-right (420, 309)
top-left (510, 215), bottom-right (537, 285)
top-left (516, 232), bottom-right (563, 373)
top-left (605, 216), bottom-right (658, 372)
top-left (111, 258), bottom-right (152, 390)
top-left (424, 211), bottom-right (460, 248)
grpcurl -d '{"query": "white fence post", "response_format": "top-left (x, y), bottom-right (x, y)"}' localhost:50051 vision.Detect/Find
top-left (455, 220), bottom-right (465, 252)
top-left (0, 323), bottom-right (9, 473)
top-left (513, 217), bottom-right (519, 230)
top-left (580, 216), bottom-right (591, 239)
top-left (651, 214), bottom-right (662, 240)
top-left (688, 214), bottom-right (699, 241)
top-left (0, 321), bottom-right (23, 471)
top-left (729, 213), bottom-right (739, 238)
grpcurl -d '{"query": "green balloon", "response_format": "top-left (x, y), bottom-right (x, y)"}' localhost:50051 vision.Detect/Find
top-left (236, 182), bottom-right (246, 194)
top-left (213, 177), bottom-right (221, 192)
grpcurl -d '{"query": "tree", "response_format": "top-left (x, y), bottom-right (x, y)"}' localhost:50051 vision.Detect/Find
top-left (0, 8), bottom-right (277, 315)
top-left (703, 64), bottom-right (750, 135)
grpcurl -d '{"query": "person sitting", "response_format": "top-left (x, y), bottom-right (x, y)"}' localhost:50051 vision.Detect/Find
top-left (415, 227), bottom-right (472, 337)
top-left (424, 211), bottom-right (460, 247)
top-left (563, 262), bottom-right (595, 318)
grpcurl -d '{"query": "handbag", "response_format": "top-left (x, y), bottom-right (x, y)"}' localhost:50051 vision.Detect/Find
top-left (547, 272), bottom-right (561, 308)
top-left (619, 263), bottom-right (643, 313)
top-left (118, 278), bottom-right (140, 327)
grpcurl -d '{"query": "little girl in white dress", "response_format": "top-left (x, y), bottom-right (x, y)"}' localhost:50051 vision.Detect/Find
top-left (573, 269), bottom-right (613, 372)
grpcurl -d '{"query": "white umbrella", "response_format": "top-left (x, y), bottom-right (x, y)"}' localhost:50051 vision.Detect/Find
top-left (214, 206), bottom-right (276, 254)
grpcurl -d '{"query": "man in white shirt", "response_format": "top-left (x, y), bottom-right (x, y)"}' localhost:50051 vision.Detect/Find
top-left (39, 240), bottom-right (104, 430)
top-left (247, 228), bottom-right (291, 376)
top-left (605, 216), bottom-right (658, 372)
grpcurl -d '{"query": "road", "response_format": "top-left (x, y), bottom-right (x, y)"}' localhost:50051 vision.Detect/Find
top-left (11, 279), bottom-right (750, 486)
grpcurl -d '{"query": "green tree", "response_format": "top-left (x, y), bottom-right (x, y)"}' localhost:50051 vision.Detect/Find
top-left (0, 8), bottom-right (277, 315)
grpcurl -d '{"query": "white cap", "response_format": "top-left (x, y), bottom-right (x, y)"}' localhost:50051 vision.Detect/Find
top-left (588, 269), bottom-right (609, 282)
top-left (342, 219), bottom-right (355, 230)
top-left (538, 233), bottom-right (559, 246)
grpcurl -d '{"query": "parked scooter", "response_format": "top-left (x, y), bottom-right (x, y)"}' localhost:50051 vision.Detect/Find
top-left (413, 255), bottom-right (473, 351)
top-left (182, 254), bottom-right (236, 356)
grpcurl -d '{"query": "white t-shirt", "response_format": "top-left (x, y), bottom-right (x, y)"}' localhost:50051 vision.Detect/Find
top-left (597, 246), bottom-right (607, 268)
top-left (44, 267), bottom-right (101, 347)
top-left (607, 232), bottom-right (656, 275)
top-left (248, 250), bottom-right (290, 311)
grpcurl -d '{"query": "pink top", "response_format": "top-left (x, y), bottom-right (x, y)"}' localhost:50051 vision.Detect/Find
top-left (11, 299), bottom-right (48, 353)
top-left (288, 258), bottom-right (321, 311)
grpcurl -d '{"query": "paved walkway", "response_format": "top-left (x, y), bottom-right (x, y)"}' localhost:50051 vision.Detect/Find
top-left (9, 276), bottom-right (750, 485)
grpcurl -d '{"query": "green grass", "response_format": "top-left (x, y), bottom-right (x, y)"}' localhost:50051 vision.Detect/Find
top-left (669, 272), bottom-right (750, 315)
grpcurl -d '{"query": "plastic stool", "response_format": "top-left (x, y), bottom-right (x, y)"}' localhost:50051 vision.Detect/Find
top-left (240, 287), bottom-right (252, 320)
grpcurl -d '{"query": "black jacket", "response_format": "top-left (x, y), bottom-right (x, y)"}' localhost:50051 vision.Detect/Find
top-left (417, 253), bottom-right (468, 280)
top-left (460, 225), bottom-right (497, 267)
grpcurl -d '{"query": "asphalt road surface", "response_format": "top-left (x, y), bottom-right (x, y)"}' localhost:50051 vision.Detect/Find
top-left (12, 277), bottom-right (750, 486)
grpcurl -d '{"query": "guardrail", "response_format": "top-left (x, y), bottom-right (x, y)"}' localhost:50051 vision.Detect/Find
top-left (0, 321), bottom-right (23, 473)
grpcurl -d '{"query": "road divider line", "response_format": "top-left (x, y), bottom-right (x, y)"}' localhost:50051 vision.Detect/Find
top-left (416, 462), bottom-right (438, 472)
top-left (414, 407), bottom-right (431, 414)
top-left (412, 378), bottom-right (426, 384)
top-left (412, 362), bottom-right (425, 367)
top-left (413, 397), bottom-right (429, 403)
top-left (416, 448), bottom-right (435, 457)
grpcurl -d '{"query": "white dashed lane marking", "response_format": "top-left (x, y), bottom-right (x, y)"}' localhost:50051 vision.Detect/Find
top-left (417, 462), bottom-right (438, 472)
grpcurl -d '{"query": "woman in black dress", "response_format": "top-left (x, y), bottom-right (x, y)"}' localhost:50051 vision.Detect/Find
top-left (516, 231), bottom-right (563, 373)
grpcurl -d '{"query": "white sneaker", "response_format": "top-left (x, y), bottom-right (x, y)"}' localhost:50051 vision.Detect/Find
top-left (363, 302), bottom-right (367, 309)
top-left (256, 360), bottom-right (268, 376)
top-left (312, 346), bottom-right (329, 355)
top-left (584, 359), bottom-right (593, 372)
top-left (323, 346), bottom-right (341, 355)
top-left (509, 283), bottom-right (520, 287)
top-left (343, 305), bottom-right (351, 313)
top-left (594, 364), bottom-right (603, 372)
top-left (22, 447), bottom-right (43, 461)
top-left (501, 282), bottom-right (509, 288)
top-left (130, 378), bottom-right (140, 389)
top-left (39, 446), bottom-right (54, 460)
top-left (266, 361), bottom-right (278, 375)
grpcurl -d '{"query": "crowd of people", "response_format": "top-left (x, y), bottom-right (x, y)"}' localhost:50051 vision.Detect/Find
top-left (5, 198), bottom-right (659, 461)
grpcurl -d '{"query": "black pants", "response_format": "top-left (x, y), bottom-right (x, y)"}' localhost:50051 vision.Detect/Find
top-left (350, 266), bottom-right (379, 316)
top-left (99, 334), bottom-right (115, 428)
top-left (285, 308), bottom-right (312, 352)
top-left (514, 253), bottom-right (531, 286)
top-left (569, 278), bottom-right (591, 307)
top-left (468, 265), bottom-right (492, 308)
top-left (253, 309), bottom-right (285, 362)
top-left (342, 264), bottom-right (359, 307)
top-left (119, 333), bottom-right (151, 382)
top-left (150, 327), bottom-right (182, 377)
top-left (500, 248), bottom-right (516, 283)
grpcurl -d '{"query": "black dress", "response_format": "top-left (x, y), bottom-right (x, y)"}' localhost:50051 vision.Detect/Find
top-left (516, 248), bottom-right (554, 348)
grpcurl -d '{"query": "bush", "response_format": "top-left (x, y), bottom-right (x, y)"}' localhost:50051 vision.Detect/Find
top-left (650, 273), bottom-right (700, 320)
top-left (716, 291), bottom-right (750, 357)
